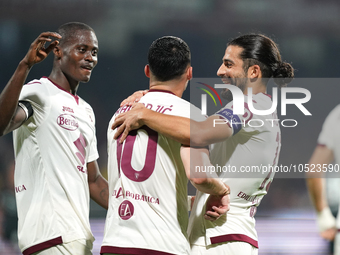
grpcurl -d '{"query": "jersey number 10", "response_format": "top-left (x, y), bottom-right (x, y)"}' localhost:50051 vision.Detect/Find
top-left (117, 127), bottom-right (158, 182)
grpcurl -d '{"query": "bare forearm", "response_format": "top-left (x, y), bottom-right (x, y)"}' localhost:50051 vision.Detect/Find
top-left (191, 178), bottom-right (229, 196)
top-left (306, 145), bottom-right (333, 212)
top-left (181, 146), bottom-right (229, 196)
top-left (0, 60), bottom-right (31, 135)
top-left (190, 116), bottom-right (233, 147)
top-left (89, 176), bottom-right (109, 210)
top-left (113, 104), bottom-right (232, 146)
top-left (140, 111), bottom-right (225, 147)
top-left (306, 178), bottom-right (327, 212)
top-left (141, 109), bottom-right (191, 145)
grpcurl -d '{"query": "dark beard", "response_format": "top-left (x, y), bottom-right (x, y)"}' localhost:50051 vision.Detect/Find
top-left (220, 79), bottom-right (247, 103)
top-left (221, 89), bottom-right (233, 102)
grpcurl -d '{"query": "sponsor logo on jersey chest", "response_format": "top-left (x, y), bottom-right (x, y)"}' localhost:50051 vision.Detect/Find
top-left (57, 114), bottom-right (79, 131)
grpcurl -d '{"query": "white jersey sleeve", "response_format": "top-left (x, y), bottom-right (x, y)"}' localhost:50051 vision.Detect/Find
top-left (19, 79), bottom-right (49, 129)
top-left (318, 105), bottom-right (340, 152)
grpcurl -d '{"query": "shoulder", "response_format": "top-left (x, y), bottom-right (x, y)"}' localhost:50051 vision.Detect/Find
top-left (23, 77), bottom-right (46, 91)
top-left (169, 98), bottom-right (206, 121)
top-left (249, 93), bottom-right (273, 108)
top-left (26, 77), bottom-right (50, 86)
top-left (322, 104), bottom-right (340, 128)
top-left (190, 104), bottom-right (207, 121)
top-left (327, 105), bottom-right (340, 119)
top-left (20, 77), bottom-right (50, 103)
top-left (78, 96), bottom-right (93, 109)
top-left (140, 92), bottom-right (198, 119)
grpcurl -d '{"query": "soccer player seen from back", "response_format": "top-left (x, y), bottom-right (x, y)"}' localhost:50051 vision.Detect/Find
top-left (101, 36), bottom-right (230, 255)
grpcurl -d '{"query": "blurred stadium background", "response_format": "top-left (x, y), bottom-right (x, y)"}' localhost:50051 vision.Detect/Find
top-left (1, 0), bottom-right (340, 254)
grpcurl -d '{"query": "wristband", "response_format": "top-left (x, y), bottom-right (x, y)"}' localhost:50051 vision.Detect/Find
top-left (317, 207), bottom-right (336, 232)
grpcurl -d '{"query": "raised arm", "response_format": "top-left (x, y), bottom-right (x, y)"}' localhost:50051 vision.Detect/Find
top-left (113, 104), bottom-right (190, 144)
top-left (0, 32), bottom-right (61, 136)
top-left (306, 145), bottom-right (336, 241)
top-left (112, 103), bottom-right (232, 147)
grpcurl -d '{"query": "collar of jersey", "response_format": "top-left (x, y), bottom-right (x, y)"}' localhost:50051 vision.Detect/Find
top-left (43, 76), bottom-right (80, 104)
top-left (148, 89), bottom-right (175, 96)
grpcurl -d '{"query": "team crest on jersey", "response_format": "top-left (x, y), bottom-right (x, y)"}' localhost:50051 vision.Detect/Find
top-left (57, 114), bottom-right (79, 131)
top-left (118, 200), bottom-right (134, 220)
top-left (85, 107), bottom-right (94, 123)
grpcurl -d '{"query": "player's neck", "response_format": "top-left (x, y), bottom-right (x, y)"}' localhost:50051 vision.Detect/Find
top-left (149, 80), bottom-right (185, 98)
top-left (48, 71), bottom-right (79, 95)
top-left (244, 82), bottom-right (266, 95)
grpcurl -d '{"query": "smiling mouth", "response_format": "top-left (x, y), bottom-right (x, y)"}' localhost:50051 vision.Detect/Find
top-left (82, 63), bottom-right (93, 69)
top-left (221, 78), bottom-right (232, 84)
top-left (81, 66), bottom-right (93, 73)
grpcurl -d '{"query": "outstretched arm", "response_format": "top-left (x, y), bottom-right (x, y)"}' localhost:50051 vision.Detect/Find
top-left (306, 145), bottom-right (336, 241)
top-left (112, 104), bottom-right (232, 147)
top-left (87, 161), bottom-right (109, 209)
top-left (113, 103), bottom-right (191, 145)
top-left (0, 32), bottom-right (61, 136)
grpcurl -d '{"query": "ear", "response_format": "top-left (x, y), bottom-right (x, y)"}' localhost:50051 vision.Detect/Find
top-left (53, 45), bottom-right (62, 59)
top-left (248, 65), bottom-right (261, 79)
top-left (144, 64), bottom-right (150, 78)
top-left (186, 66), bottom-right (193, 80)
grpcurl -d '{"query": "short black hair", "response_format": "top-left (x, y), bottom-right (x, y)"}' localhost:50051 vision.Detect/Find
top-left (228, 34), bottom-right (294, 88)
top-left (148, 36), bottom-right (191, 82)
top-left (57, 22), bottom-right (95, 47)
